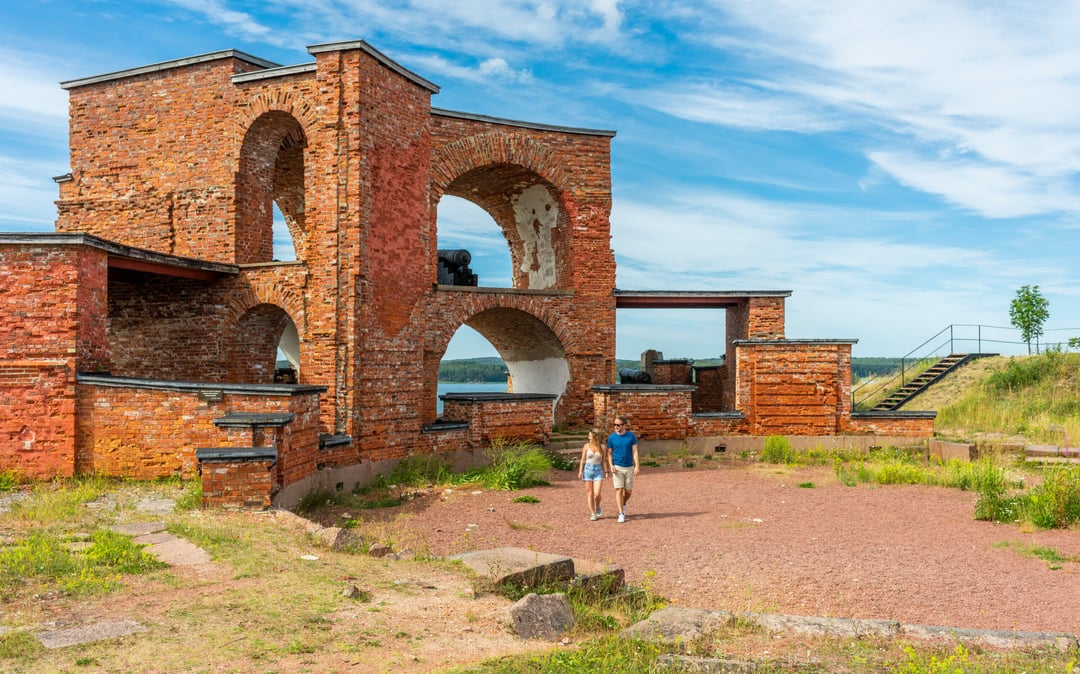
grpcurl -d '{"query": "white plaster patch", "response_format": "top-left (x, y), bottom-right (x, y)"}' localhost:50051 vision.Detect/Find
top-left (507, 357), bottom-right (570, 410)
top-left (511, 184), bottom-right (558, 289)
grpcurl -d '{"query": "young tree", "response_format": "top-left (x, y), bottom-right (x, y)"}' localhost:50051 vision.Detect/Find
top-left (1009, 285), bottom-right (1050, 354)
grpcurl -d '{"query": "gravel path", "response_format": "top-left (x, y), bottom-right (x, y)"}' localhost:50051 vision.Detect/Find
top-left (356, 460), bottom-right (1080, 635)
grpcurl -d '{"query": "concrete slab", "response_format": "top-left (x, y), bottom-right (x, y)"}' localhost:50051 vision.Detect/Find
top-left (109, 522), bottom-right (167, 537)
top-left (141, 536), bottom-right (212, 566)
top-left (452, 547), bottom-right (574, 589)
top-left (36, 620), bottom-right (147, 649)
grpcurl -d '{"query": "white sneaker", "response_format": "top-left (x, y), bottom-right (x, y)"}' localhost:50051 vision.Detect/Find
top-left (617, 512), bottom-right (625, 523)
top-left (590, 513), bottom-right (598, 521)
top-left (596, 507), bottom-right (602, 518)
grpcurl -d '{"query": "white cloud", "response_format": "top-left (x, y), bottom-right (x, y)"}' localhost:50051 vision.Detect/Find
top-left (406, 53), bottom-right (532, 84)
top-left (0, 49), bottom-right (70, 131)
top-left (647, 1), bottom-right (1080, 218)
top-left (167, 0), bottom-right (273, 41)
top-left (869, 151), bottom-right (1080, 219)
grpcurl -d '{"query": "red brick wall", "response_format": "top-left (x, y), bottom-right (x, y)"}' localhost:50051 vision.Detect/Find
top-left (847, 413), bottom-right (936, 437)
top-left (692, 365), bottom-right (727, 413)
top-left (441, 396), bottom-right (555, 448)
top-left (76, 377), bottom-right (323, 482)
top-left (590, 386), bottom-right (694, 441)
top-left (652, 360), bottom-right (692, 385)
top-left (0, 243), bottom-right (109, 477)
top-left (735, 341), bottom-right (852, 435)
top-left (200, 456), bottom-right (275, 510)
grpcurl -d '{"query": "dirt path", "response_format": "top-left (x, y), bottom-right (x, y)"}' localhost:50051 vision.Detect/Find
top-left (351, 460), bottom-right (1080, 636)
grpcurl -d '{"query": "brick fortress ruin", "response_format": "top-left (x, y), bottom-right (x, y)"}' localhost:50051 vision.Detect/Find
top-left (0, 40), bottom-right (933, 508)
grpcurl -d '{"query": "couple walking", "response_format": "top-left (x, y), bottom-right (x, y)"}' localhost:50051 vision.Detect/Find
top-left (576, 415), bottom-right (639, 523)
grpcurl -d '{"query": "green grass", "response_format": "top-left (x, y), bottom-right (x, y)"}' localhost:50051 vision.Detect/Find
top-left (935, 351), bottom-right (1080, 444)
top-left (993, 541), bottom-right (1077, 569)
top-left (0, 519), bottom-right (167, 601)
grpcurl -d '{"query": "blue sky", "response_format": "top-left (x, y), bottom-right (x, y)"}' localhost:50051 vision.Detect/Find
top-left (3, 1), bottom-right (1079, 361)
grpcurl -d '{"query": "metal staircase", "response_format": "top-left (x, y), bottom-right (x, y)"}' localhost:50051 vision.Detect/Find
top-left (869, 354), bottom-right (983, 411)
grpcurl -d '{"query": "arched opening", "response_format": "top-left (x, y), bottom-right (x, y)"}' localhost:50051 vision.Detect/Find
top-left (236, 112), bottom-right (307, 264)
top-left (232, 303), bottom-right (301, 384)
top-left (436, 196), bottom-right (512, 287)
top-left (435, 307), bottom-right (570, 417)
top-left (438, 165), bottom-right (570, 290)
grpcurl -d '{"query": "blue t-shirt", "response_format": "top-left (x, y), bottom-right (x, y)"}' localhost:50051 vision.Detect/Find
top-left (607, 431), bottom-right (638, 467)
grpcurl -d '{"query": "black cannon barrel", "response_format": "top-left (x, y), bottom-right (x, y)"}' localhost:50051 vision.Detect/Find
top-left (437, 249), bottom-right (472, 267)
top-left (619, 367), bottom-right (652, 384)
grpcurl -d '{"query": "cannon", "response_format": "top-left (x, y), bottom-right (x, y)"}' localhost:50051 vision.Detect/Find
top-left (437, 248), bottom-right (478, 286)
top-left (619, 367), bottom-right (652, 384)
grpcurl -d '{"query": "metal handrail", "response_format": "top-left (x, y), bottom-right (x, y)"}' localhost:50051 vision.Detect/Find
top-left (851, 323), bottom-right (1028, 410)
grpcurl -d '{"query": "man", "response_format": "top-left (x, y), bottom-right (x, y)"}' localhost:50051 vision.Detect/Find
top-left (606, 415), bottom-right (639, 523)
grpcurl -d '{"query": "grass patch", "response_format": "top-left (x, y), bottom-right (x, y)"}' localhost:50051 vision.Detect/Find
top-left (512, 495), bottom-right (540, 504)
top-left (0, 629), bottom-right (42, 659)
top-left (935, 351), bottom-right (1080, 444)
top-left (0, 526), bottom-right (166, 601)
top-left (993, 541), bottom-right (1076, 569)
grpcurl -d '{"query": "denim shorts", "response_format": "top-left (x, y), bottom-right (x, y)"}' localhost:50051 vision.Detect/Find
top-left (581, 463), bottom-right (604, 481)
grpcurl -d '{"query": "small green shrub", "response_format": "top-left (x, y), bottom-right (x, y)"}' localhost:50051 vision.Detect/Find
top-left (478, 439), bottom-right (552, 491)
top-left (1022, 464), bottom-right (1080, 529)
top-left (760, 435), bottom-right (797, 464)
top-left (0, 469), bottom-right (21, 492)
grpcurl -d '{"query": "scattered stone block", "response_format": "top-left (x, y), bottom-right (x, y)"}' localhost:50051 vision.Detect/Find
top-left (742, 612), bottom-right (899, 639)
top-left (621, 607), bottom-right (733, 645)
top-left (109, 522), bottom-right (167, 537)
top-left (368, 543), bottom-right (391, 558)
top-left (901, 624), bottom-right (1079, 651)
top-left (509, 592), bottom-right (574, 640)
top-left (571, 557), bottom-right (624, 595)
top-left (929, 440), bottom-right (974, 462)
top-left (36, 620), bottom-right (148, 649)
top-left (452, 547), bottom-right (574, 589)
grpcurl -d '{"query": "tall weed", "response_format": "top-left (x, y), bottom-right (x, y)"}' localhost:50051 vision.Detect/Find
top-left (760, 435), bottom-right (798, 464)
top-left (1022, 465), bottom-right (1080, 529)
top-left (478, 439), bottom-right (551, 490)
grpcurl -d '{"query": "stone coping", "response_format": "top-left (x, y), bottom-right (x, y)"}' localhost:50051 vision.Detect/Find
top-left (432, 107), bottom-right (616, 137)
top-left (440, 392), bottom-right (557, 403)
top-left (590, 384), bottom-right (696, 392)
top-left (60, 49), bottom-right (280, 89)
top-left (691, 411), bottom-right (745, 419)
top-left (319, 434), bottom-right (353, 448)
top-left (0, 232), bottom-right (237, 276)
top-left (732, 338), bottom-right (859, 346)
top-left (421, 421), bottom-right (469, 434)
top-left (213, 412), bottom-right (294, 428)
top-left (851, 410), bottom-right (937, 419)
top-left (78, 373), bottom-right (326, 397)
top-left (195, 447), bottom-right (278, 463)
top-left (308, 39), bottom-right (439, 92)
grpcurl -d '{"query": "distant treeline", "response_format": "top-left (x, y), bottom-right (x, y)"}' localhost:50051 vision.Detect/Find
top-left (438, 357), bottom-right (507, 383)
top-left (440, 356), bottom-right (902, 382)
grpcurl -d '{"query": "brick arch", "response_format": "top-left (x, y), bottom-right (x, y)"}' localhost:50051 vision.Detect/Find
top-left (235, 91), bottom-right (320, 133)
top-left (431, 134), bottom-right (577, 290)
top-left (431, 133), bottom-right (571, 197)
top-left (222, 275), bottom-right (307, 382)
top-left (235, 94), bottom-right (316, 264)
top-left (423, 295), bottom-right (579, 422)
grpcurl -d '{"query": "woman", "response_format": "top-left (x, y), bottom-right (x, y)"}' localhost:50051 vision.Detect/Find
top-left (577, 429), bottom-right (608, 520)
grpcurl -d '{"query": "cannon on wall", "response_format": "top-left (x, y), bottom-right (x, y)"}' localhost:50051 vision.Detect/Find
top-left (619, 367), bottom-right (652, 384)
top-left (437, 249), bottom-right (478, 286)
